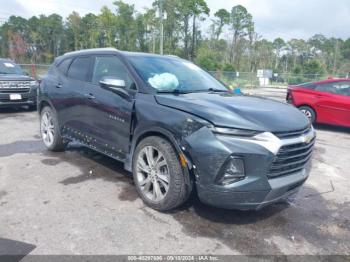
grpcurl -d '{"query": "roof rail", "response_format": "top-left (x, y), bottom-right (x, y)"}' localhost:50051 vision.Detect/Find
top-left (63, 47), bottom-right (119, 56)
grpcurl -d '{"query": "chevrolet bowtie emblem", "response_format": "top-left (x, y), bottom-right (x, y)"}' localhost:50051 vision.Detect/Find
top-left (304, 134), bottom-right (313, 144)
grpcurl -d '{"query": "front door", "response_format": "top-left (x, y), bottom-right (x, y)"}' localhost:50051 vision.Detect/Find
top-left (314, 81), bottom-right (350, 126)
top-left (84, 55), bottom-right (136, 160)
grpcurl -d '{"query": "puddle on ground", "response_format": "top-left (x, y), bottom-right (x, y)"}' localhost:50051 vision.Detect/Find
top-left (0, 191), bottom-right (7, 200)
top-left (0, 140), bottom-right (44, 157)
top-left (16, 141), bottom-right (350, 254)
top-left (165, 187), bottom-right (350, 254)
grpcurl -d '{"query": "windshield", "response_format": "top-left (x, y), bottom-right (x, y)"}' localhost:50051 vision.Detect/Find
top-left (0, 61), bottom-right (24, 75)
top-left (128, 56), bottom-right (227, 93)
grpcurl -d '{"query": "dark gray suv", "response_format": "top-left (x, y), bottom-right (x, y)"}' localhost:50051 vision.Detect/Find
top-left (0, 59), bottom-right (38, 109)
top-left (38, 48), bottom-right (316, 211)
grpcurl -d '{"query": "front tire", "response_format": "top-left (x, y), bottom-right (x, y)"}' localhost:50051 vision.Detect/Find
top-left (133, 136), bottom-right (191, 211)
top-left (299, 106), bottom-right (316, 124)
top-left (40, 106), bottom-right (67, 151)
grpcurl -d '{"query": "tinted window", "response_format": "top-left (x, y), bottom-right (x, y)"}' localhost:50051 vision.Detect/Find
top-left (332, 82), bottom-right (350, 97)
top-left (57, 59), bottom-right (72, 75)
top-left (67, 57), bottom-right (91, 81)
top-left (315, 82), bottom-right (350, 96)
top-left (315, 83), bottom-right (337, 94)
top-left (92, 56), bottom-right (135, 89)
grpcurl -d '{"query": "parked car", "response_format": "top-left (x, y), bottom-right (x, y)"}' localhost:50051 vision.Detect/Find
top-left (0, 58), bottom-right (38, 109)
top-left (287, 78), bottom-right (350, 127)
top-left (38, 48), bottom-right (315, 211)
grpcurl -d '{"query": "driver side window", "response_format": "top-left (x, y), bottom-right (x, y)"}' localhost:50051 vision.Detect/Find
top-left (92, 56), bottom-right (136, 90)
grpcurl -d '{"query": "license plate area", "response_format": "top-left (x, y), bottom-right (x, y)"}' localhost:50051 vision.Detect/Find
top-left (9, 94), bottom-right (22, 100)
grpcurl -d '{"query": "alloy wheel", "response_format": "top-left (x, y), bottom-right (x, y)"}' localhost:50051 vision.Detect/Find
top-left (41, 111), bottom-right (55, 147)
top-left (301, 109), bottom-right (312, 119)
top-left (136, 146), bottom-right (170, 202)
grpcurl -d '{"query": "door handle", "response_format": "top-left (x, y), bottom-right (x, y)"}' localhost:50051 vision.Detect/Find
top-left (56, 83), bottom-right (63, 88)
top-left (84, 93), bottom-right (95, 100)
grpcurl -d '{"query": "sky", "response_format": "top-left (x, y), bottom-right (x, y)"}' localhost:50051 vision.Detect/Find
top-left (0, 0), bottom-right (350, 40)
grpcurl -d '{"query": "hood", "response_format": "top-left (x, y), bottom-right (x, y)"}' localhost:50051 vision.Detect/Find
top-left (0, 74), bottom-right (33, 81)
top-left (155, 92), bottom-right (309, 132)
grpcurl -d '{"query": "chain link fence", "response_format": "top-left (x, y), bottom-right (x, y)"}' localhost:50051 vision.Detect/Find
top-left (209, 71), bottom-right (349, 88)
top-left (17, 64), bottom-right (348, 88)
top-left (18, 64), bottom-right (50, 80)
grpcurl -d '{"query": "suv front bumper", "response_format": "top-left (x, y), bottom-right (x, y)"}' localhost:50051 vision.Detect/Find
top-left (0, 87), bottom-right (37, 108)
top-left (197, 167), bottom-right (309, 210)
top-left (183, 126), bottom-right (315, 210)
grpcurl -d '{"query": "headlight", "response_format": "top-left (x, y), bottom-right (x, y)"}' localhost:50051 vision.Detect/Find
top-left (30, 80), bottom-right (38, 86)
top-left (210, 126), bottom-right (281, 155)
top-left (216, 157), bottom-right (245, 185)
top-left (209, 126), bottom-right (260, 137)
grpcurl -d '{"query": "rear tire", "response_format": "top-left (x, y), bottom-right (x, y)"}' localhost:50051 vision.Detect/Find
top-left (299, 106), bottom-right (316, 124)
top-left (40, 106), bottom-right (67, 151)
top-left (132, 136), bottom-right (191, 211)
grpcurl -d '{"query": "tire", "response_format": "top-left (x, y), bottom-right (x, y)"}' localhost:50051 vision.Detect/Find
top-left (40, 106), bottom-right (67, 151)
top-left (299, 106), bottom-right (316, 124)
top-left (132, 136), bottom-right (191, 211)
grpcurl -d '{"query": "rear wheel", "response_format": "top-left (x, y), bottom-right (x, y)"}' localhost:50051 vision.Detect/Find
top-left (133, 136), bottom-right (191, 211)
top-left (40, 106), bottom-right (67, 151)
top-left (299, 106), bottom-right (316, 124)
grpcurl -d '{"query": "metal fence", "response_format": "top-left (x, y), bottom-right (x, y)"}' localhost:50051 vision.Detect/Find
top-left (209, 71), bottom-right (349, 88)
top-left (18, 64), bottom-right (50, 80)
top-left (18, 64), bottom-right (348, 88)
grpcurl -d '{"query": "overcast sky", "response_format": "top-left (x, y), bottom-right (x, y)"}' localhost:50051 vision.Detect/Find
top-left (0, 0), bottom-right (349, 40)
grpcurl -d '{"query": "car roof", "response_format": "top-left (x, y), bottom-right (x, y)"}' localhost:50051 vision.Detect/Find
top-left (58, 48), bottom-right (179, 62)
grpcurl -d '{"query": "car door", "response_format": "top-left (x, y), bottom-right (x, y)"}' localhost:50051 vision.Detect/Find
top-left (57, 56), bottom-right (93, 140)
top-left (313, 81), bottom-right (350, 126)
top-left (84, 55), bottom-right (136, 160)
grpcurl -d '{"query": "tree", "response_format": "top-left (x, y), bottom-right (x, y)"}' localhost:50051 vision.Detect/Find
top-left (273, 38), bottom-right (286, 70)
top-left (229, 5), bottom-right (253, 66)
top-left (213, 9), bottom-right (230, 40)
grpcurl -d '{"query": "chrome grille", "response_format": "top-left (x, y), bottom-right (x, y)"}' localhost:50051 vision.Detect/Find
top-left (0, 81), bottom-right (31, 93)
top-left (274, 126), bottom-right (311, 139)
top-left (268, 136), bottom-right (315, 178)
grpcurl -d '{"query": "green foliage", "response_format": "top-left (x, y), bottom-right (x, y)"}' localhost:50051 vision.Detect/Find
top-left (0, 0), bottom-right (348, 78)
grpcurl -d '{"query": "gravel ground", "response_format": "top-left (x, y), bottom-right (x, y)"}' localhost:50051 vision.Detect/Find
top-left (0, 89), bottom-right (349, 256)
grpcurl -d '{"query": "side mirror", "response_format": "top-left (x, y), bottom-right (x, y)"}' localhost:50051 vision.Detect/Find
top-left (99, 77), bottom-right (130, 99)
top-left (100, 78), bottom-right (126, 89)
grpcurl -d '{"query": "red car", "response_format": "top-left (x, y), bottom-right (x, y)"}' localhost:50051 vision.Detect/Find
top-left (287, 78), bottom-right (350, 127)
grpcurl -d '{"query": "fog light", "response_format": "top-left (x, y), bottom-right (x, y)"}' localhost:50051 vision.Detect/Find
top-left (217, 157), bottom-right (245, 185)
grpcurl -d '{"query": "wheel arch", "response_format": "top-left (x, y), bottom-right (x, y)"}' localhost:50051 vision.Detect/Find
top-left (298, 104), bottom-right (317, 121)
top-left (38, 99), bottom-right (56, 114)
top-left (125, 126), bottom-right (194, 186)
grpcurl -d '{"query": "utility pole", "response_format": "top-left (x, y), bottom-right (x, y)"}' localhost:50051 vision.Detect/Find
top-left (159, 0), bottom-right (164, 55)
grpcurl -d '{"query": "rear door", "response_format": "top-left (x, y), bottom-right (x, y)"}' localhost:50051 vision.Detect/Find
top-left (84, 55), bottom-right (136, 160)
top-left (57, 56), bottom-right (93, 139)
top-left (313, 81), bottom-right (350, 126)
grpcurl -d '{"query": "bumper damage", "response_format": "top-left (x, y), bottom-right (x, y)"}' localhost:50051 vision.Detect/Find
top-left (182, 126), bottom-right (314, 210)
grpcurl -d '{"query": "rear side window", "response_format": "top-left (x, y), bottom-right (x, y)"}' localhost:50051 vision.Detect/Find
top-left (315, 82), bottom-right (350, 96)
top-left (315, 83), bottom-right (337, 94)
top-left (67, 57), bottom-right (91, 81)
top-left (57, 59), bottom-right (72, 75)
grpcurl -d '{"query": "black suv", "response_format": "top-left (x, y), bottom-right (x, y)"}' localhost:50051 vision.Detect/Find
top-left (38, 48), bottom-right (315, 211)
top-left (0, 59), bottom-right (38, 109)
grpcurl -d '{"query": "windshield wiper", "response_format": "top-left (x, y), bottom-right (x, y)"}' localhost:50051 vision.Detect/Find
top-left (157, 89), bottom-right (189, 94)
top-left (207, 88), bottom-right (228, 92)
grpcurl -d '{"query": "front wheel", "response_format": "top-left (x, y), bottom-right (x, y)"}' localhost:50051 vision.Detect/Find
top-left (133, 136), bottom-right (191, 211)
top-left (40, 106), bottom-right (67, 151)
top-left (299, 106), bottom-right (316, 124)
